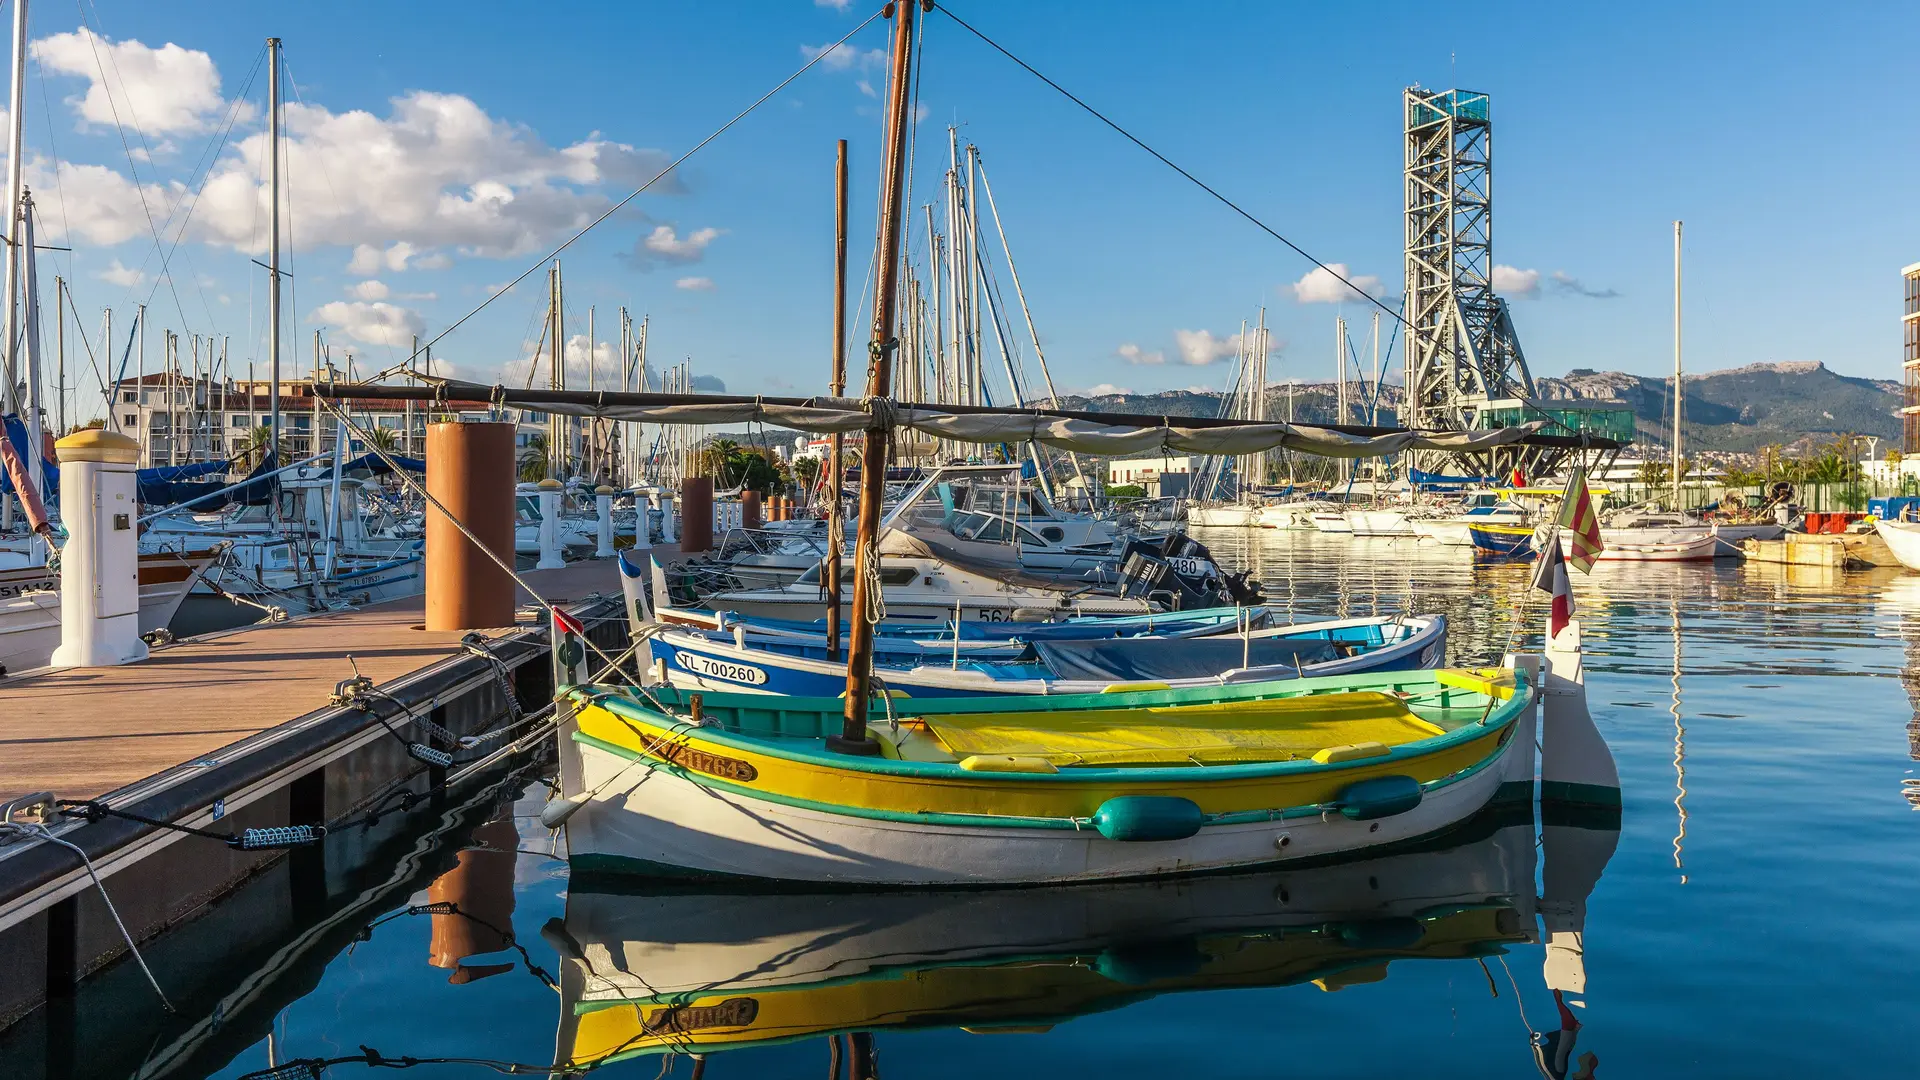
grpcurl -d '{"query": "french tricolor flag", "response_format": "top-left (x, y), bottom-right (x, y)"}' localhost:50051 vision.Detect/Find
top-left (1531, 530), bottom-right (1575, 639)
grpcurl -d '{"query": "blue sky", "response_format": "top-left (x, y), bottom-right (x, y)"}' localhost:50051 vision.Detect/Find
top-left (21, 0), bottom-right (1920, 424)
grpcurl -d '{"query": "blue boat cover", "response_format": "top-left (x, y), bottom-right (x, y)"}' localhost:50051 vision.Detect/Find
top-left (1033, 636), bottom-right (1341, 682)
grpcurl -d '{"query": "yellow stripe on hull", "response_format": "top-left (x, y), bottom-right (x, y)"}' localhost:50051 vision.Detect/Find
top-left (573, 704), bottom-right (1509, 821)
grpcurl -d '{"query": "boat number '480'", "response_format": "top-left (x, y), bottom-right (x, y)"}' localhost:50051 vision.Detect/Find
top-left (675, 651), bottom-right (769, 685)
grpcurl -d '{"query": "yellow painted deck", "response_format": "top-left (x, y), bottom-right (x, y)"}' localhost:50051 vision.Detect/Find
top-left (0, 558), bottom-right (629, 803)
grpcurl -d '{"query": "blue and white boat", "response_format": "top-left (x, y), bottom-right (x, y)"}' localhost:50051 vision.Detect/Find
top-left (641, 612), bottom-right (1447, 697)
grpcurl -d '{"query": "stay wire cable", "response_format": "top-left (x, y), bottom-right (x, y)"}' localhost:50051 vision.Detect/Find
top-left (928, 1), bottom-right (1402, 328)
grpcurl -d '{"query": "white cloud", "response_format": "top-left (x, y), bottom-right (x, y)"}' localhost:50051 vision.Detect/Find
top-left (802, 43), bottom-right (887, 71)
top-left (814, 0), bottom-right (852, 9)
top-left (1115, 342), bottom-right (1164, 366)
top-left (347, 279), bottom-right (390, 301)
top-left (1288, 263), bottom-right (1383, 304)
top-left (1081, 383), bottom-right (1132, 396)
top-left (168, 89), bottom-right (686, 260)
top-left (501, 331), bottom-right (621, 388)
top-left (97, 258), bottom-right (144, 287)
top-left (31, 29), bottom-right (247, 136)
top-left (629, 224), bottom-right (722, 268)
top-left (307, 300), bottom-right (424, 347)
top-left (675, 276), bottom-right (715, 291)
top-left (1173, 329), bottom-right (1244, 367)
top-left (856, 79), bottom-right (876, 98)
top-left (1493, 264), bottom-right (1540, 298)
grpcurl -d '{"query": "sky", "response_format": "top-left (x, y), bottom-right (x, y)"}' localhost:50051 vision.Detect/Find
top-left (14, 0), bottom-right (1920, 425)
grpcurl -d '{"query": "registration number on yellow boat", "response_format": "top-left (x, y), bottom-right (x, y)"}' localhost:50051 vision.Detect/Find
top-left (674, 650), bottom-right (769, 686)
top-left (640, 734), bottom-right (760, 783)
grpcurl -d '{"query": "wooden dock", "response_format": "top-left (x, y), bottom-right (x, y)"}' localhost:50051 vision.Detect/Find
top-left (0, 559), bottom-right (622, 804)
top-left (1740, 532), bottom-right (1898, 570)
top-left (0, 551), bottom-right (661, 1031)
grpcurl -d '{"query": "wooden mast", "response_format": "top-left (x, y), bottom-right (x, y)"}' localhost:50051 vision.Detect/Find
top-left (834, 0), bottom-right (917, 754)
top-left (826, 138), bottom-right (849, 661)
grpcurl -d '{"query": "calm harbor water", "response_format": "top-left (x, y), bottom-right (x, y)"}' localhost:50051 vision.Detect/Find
top-left (77, 531), bottom-right (1920, 1078)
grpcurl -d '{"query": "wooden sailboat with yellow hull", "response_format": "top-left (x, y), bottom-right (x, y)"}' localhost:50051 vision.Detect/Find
top-left (554, 667), bottom-right (1532, 885)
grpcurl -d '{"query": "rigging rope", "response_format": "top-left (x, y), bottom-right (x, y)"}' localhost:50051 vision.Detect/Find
top-left (928, 2), bottom-right (1401, 327)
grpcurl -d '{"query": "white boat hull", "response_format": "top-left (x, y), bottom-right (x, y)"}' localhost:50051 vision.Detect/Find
top-left (1187, 505), bottom-right (1262, 528)
top-left (561, 725), bottom-right (1516, 885)
top-left (1876, 519), bottom-right (1920, 571)
top-left (0, 552), bottom-right (214, 674)
top-left (1309, 512), bottom-right (1352, 534)
top-left (1347, 510), bottom-right (1416, 537)
top-left (1561, 530), bottom-right (1718, 563)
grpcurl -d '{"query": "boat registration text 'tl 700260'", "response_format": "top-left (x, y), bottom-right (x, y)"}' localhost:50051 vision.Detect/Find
top-left (675, 650), bottom-right (769, 685)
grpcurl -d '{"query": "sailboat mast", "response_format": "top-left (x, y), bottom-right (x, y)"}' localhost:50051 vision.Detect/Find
top-left (837, 0), bottom-right (917, 752)
top-left (548, 263), bottom-right (561, 480)
top-left (1672, 219), bottom-right (1683, 509)
top-left (827, 137), bottom-right (849, 662)
top-left (267, 36), bottom-right (283, 457)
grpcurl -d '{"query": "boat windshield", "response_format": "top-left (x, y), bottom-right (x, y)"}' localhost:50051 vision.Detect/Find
top-left (792, 564), bottom-right (920, 587)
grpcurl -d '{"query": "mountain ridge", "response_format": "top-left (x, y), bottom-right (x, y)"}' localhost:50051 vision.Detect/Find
top-left (1058, 361), bottom-right (1899, 454)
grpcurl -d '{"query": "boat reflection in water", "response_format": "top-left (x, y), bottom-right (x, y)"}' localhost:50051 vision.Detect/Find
top-left (549, 806), bottom-right (1617, 1076)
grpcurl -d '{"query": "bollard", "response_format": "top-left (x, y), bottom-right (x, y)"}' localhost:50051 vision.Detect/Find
top-left (742, 489), bottom-right (762, 531)
top-left (657, 491), bottom-right (677, 544)
top-left (680, 476), bottom-right (713, 553)
top-left (425, 422), bottom-right (515, 632)
top-left (631, 492), bottom-right (653, 555)
top-left (594, 484), bottom-right (615, 558)
top-left (50, 429), bottom-right (146, 667)
top-left (535, 478), bottom-right (565, 570)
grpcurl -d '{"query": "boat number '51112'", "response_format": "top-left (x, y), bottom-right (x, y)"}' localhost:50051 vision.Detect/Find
top-left (674, 651), bottom-right (769, 686)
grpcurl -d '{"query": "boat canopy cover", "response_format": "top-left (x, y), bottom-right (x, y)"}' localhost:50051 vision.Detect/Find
top-left (342, 452), bottom-right (425, 475)
top-left (0, 415), bottom-right (54, 496)
top-left (414, 380), bottom-right (1553, 461)
top-left (920, 692), bottom-right (1444, 766)
top-left (1032, 636), bottom-right (1340, 682)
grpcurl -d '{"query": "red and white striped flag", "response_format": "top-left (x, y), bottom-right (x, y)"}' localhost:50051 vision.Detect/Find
top-left (1531, 532), bottom-right (1575, 638)
top-left (1558, 467), bottom-right (1604, 573)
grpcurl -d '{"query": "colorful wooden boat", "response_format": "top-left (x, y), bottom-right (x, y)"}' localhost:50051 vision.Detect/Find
top-left (553, 666), bottom-right (1531, 885)
top-left (1468, 522), bottom-right (1535, 558)
top-left (641, 613), bottom-right (1447, 697)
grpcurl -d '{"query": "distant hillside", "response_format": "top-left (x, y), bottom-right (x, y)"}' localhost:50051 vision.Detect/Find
top-left (1060, 361), bottom-right (1900, 454)
top-left (1537, 361), bottom-right (1900, 452)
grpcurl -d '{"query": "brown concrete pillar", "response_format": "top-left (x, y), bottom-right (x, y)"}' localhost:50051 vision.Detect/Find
top-left (773, 495), bottom-right (788, 522)
top-left (425, 422), bottom-right (515, 631)
top-left (680, 476), bottom-right (714, 553)
top-left (742, 489), bottom-right (763, 530)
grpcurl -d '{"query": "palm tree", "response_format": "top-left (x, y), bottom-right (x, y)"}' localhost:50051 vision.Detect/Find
top-left (518, 433), bottom-right (549, 483)
top-left (233, 425), bottom-right (288, 469)
top-left (363, 427), bottom-right (400, 455)
top-left (703, 438), bottom-right (744, 485)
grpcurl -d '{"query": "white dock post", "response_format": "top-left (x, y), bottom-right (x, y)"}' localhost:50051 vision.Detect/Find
top-left (659, 492), bottom-right (678, 544)
top-left (535, 478), bottom-right (565, 570)
top-left (51, 429), bottom-right (148, 668)
top-left (630, 492), bottom-right (653, 556)
top-left (594, 484), bottom-right (615, 558)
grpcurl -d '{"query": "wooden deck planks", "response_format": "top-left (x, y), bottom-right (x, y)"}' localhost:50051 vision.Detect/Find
top-left (0, 557), bottom-right (631, 803)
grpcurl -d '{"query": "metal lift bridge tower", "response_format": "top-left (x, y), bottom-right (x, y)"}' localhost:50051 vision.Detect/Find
top-left (1403, 87), bottom-right (1537, 472)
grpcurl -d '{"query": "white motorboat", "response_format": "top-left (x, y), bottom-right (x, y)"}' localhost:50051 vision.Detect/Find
top-left (1875, 518), bottom-right (1920, 571)
top-left (1347, 508), bottom-right (1419, 537)
top-left (1556, 529), bottom-right (1718, 563)
top-left (670, 531), bottom-right (1159, 625)
top-left (1309, 511), bottom-right (1353, 534)
top-left (1187, 503), bottom-right (1263, 528)
top-left (0, 547), bottom-right (219, 675)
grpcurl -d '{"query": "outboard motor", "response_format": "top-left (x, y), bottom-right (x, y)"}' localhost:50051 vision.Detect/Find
top-left (1117, 532), bottom-right (1264, 609)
